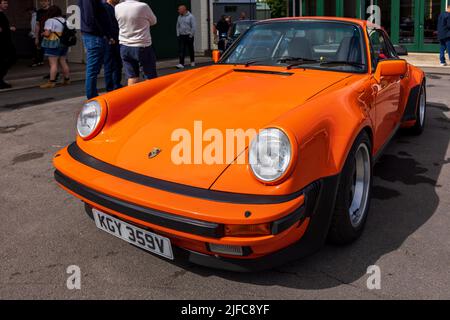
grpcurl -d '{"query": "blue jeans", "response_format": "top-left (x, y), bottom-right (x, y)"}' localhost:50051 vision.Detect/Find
top-left (104, 43), bottom-right (123, 92)
top-left (439, 38), bottom-right (450, 64)
top-left (82, 34), bottom-right (107, 99)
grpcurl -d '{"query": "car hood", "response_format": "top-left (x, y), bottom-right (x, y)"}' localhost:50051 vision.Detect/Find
top-left (80, 65), bottom-right (351, 189)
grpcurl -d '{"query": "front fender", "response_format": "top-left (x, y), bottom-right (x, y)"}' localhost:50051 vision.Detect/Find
top-left (210, 76), bottom-right (373, 196)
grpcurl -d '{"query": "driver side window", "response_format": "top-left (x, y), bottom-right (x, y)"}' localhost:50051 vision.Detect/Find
top-left (369, 29), bottom-right (396, 69)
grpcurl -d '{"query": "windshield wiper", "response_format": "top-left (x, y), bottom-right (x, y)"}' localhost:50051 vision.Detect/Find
top-left (276, 57), bottom-right (320, 69)
top-left (319, 60), bottom-right (365, 69)
top-left (241, 59), bottom-right (267, 67)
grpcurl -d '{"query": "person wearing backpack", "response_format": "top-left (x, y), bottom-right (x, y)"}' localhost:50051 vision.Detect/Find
top-left (40, 5), bottom-right (70, 88)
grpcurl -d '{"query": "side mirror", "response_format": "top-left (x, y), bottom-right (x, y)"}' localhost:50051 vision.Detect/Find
top-left (212, 50), bottom-right (221, 63)
top-left (374, 59), bottom-right (407, 83)
top-left (394, 44), bottom-right (408, 56)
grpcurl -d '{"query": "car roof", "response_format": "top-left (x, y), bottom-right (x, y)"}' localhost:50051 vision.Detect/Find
top-left (258, 16), bottom-right (371, 28)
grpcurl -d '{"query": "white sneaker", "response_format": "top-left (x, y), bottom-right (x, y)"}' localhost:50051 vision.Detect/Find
top-left (440, 63), bottom-right (447, 67)
top-left (191, 62), bottom-right (196, 67)
top-left (176, 64), bottom-right (185, 69)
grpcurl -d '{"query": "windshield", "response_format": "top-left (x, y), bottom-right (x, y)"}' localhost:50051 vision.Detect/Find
top-left (222, 21), bottom-right (367, 73)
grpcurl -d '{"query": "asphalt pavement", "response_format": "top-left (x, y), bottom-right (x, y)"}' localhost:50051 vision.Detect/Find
top-left (0, 67), bottom-right (449, 299)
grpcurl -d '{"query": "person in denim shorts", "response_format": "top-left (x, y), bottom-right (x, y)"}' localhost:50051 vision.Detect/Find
top-left (39, 5), bottom-right (70, 88)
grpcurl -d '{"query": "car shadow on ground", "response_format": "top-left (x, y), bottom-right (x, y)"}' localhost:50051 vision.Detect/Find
top-left (174, 101), bottom-right (449, 289)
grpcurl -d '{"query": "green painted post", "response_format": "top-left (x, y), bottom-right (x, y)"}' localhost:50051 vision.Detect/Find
top-left (317, 0), bottom-right (324, 15)
top-left (390, 0), bottom-right (400, 44)
top-left (356, 0), bottom-right (362, 18)
top-left (336, 0), bottom-right (344, 16)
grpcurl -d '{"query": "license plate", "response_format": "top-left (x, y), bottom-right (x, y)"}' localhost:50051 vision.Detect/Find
top-left (92, 209), bottom-right (174, 260)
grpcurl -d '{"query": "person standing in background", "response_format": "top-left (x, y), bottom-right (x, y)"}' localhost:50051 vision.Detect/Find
top-left (33, 0), bottom-right (50, 68)
top-left (214, 15), bottom-right (230, 51)
top-left (176, 5), bottom-right (196, 69)
top-left (0, 0), bottom-right (16, 89)
top-left (39, 5), bottom-right (71, 89)
top-left (29, 7), bottom-right (37, 38)
top-left (437, 5), bottom-right (450, 66)
top-left (225, 16), bottom-right (232, 37)
top-left (115, 0), bottom-right (158, 85)
top-left (78, 0), bottom-right (113, 99)
top-left (27, 6), bottom-right (37, 66)
top-left (103, 0), bottom-right (122, 92)
top-left (239, 12), bottom-right (247, 20)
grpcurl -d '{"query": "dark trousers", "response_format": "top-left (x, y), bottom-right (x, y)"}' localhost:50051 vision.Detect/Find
top-left (178, 35), bottom-right (195, 65)
top-left (33, 37), bottom-right (44, 64)
top-left (120, 45), bottom-right (157, 80)
top-left (0, 44), bottom-right (16, 83)
top-left (33, 46), bottom-right (44, 64)
top-left (440, 38), bottom-right (450, 63)
top-left (104, 43), bottom-right (123, 92)
top-left (218, 33), bottom-right (228, 51)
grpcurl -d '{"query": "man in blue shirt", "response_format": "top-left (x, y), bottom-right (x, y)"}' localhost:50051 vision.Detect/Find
top-left (78, 0), bottom-right (113, 99)
top-left (437, 5), bottom-right (450, 66)
top-left (103, 0), bottom-right (122, 92)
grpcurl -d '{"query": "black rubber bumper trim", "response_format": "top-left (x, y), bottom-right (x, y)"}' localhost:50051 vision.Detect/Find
top-left (66, 142), bottom-right (304, 205)
top-left (55, 170), bottom-right (225, 238)
top-left (271, 205), bottom-right (305, 234)
top-left (402, 84), bottom-right (420, 121)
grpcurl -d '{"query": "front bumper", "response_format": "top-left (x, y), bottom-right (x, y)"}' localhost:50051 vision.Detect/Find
top-left (83, 197), bottom-right (337, 272)
top-left (55, 170), bottom-right (308, 240)
top-left (54, 143), bottom-right (340, 271)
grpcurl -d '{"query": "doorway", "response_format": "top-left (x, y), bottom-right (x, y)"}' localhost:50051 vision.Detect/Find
top-left (390, 0), bottom-right (446, 52)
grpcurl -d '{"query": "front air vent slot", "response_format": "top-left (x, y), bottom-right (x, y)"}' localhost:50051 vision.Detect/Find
top-left (233, 69), bottom-right (294, 76)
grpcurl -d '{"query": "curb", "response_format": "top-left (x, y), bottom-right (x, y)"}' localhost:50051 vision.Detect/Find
top-left (1, 58), bottom-right (212, 93)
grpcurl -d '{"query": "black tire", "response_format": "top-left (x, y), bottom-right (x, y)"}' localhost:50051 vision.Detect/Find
top-left (328, 131), bottom-right (373, 245)
top-left (408, 84), bottom-right (426, 135)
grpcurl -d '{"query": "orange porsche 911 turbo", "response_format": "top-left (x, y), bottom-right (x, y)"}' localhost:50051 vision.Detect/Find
top-left (54, 17), bottom-right (426, 271)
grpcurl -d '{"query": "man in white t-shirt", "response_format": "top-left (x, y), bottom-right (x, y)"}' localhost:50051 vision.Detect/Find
top-left (115, 0), bottom-right (157, 85)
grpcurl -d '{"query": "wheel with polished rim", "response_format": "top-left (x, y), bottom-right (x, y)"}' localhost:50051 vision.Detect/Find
top-left (328, 131), bottom-right (372, 245)
top-left (409, 84), bottom-right (426, 135)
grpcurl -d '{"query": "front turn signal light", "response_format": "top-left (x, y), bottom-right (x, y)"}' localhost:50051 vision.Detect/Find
top-left (224, 223), bottom-right (271, 237)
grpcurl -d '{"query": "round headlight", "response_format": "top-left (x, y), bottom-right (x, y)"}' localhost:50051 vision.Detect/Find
top-left (249, 128), bottom-right (292, 183)
top-left (77, 101), bottom-right (103, 139)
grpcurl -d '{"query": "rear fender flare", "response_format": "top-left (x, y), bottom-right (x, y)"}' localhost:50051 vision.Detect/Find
top-left (401, 66), bottom-right (426, 123)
